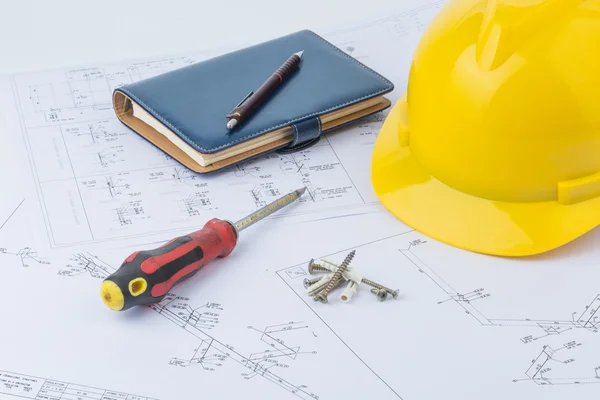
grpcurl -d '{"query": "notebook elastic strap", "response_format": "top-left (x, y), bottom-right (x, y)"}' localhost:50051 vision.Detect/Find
top-left (277, 116), bottom-right (322, 154)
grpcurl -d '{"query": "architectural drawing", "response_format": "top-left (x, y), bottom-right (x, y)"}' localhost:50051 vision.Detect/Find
top-left (243, 321), bottom-right (317, 380)
top-left (152, 296), bottom-right (319, 398)
top-left (514, 343), bottom-right (600, 385)
top-left (8, 1), bottom-right (446, 248)
top-left (2, 225), bottom-right (401, 400)
top-left (17, 2), bottom-right (599, 399)
top-left (50, 251), bottom-right (322, 399)
top-left (1, 216), bottom-right (324, 400)
top-left (0, 370), bottom-right (158, 400)
top-left (0, 199), bottom-right (50, 268)
top-left (400, 240), bottom-right (600, 337)
top-left (12, 67), bottom-right (369, 248)
top-left (276, 228), bottom-right (600, 397)
top-left (0, 246), bottom-right (50, 268)
top-left (0, 2), bottom-right (500, 400)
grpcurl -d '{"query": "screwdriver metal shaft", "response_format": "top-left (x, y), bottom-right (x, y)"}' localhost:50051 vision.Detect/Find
top-left (234, 187), bottom-right (306, 232)
top-left (100, 187), bottom-right (307, 311)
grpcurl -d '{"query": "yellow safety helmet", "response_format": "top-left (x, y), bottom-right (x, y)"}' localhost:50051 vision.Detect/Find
top-left (371, 0), bottom-right (600, 257)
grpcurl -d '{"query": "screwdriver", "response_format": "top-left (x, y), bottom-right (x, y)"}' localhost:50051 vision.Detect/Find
top-left (100, 187), bottom-right (307, 311)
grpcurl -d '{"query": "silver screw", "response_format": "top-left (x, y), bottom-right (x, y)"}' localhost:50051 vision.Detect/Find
top-left (308, 256), bottom-right (399, 299)
top-left (371, 288), bottom-right (388, 301)
top-left (303, 276), bottom-right (323, 288)
top-left (315, 250), bottom-right (355, 303)
top-left (308, 259), bottom-right (320, 274)
top-left (363, 279), bottom-right (398, 299)
top-left (313, 275), bottom-right (345, 301)
top-left (308, 259), bottom-right (342, 274)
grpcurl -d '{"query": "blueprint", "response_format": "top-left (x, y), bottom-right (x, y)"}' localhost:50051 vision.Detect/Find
top-left (1, 176), bottom-right (599, 400)
top-left (0, 371), bottom-right (158, 400)
top-left (277, 226), bottom-right (600, 399)
top-left (0, 190), bottom-right (408, 400)
top-left (3, 1), bottom-right (443, 249)
top-left (2, 0), bottom-right (599, 399)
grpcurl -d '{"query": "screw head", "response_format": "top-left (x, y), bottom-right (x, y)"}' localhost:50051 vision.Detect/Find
top-left (315, 292), bottom-right (328, 303)
top-left (308, 259), bottom-right (316, 274)
top-left (371, 288), bottom-right (387, 301)
top-left (303, 278), bottom-right (311, 288)
top-left (390, 289), bottom-right (399, 299)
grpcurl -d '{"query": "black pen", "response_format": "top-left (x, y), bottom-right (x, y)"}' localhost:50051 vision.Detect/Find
top-left (226, 50), bottom-right (304, 129)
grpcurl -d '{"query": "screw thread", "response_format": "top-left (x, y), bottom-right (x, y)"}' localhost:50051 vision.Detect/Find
top-left (308, 262), bottom-right (330, 274)
top-left (316, 250), bottom-right (355, 301)
top-left (308, 253), bottom-right (399, 300)
top-left (362, 278), bottom-right (386, 290)
top-left (339, 251), bottom-right (355, 269)
top-left (312, 275), bottom-right (345, 300)
top-left (303, 276), bottom-right (323, 288)
top-left (362, 279), bottom-right (398, 298)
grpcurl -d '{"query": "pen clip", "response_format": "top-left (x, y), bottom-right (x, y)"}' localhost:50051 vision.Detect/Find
top-left (235, 91), bottom-right (254, 108)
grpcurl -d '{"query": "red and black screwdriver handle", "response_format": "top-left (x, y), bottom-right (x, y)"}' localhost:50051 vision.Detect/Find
top-left (100, 218), bottom-right (238, 311)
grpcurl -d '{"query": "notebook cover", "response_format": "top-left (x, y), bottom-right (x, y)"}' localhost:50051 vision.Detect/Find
top-left (113, 29), bottom-right (394, 155)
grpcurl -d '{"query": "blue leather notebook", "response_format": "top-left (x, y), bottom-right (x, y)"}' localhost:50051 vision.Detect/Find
top-left (113, 29), bottom-right (394, 172)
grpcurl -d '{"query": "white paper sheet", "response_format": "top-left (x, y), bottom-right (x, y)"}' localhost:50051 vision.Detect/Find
top-left (2, 1), bottom-right (599, 399)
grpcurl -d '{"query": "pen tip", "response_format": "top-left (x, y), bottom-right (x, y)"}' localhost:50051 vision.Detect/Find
top-left (296, 187), bottom-right (307, 196)
top-left (227, 119), bottom-right (238, 129)
top-left (295, 50), bottom-right (304, 59)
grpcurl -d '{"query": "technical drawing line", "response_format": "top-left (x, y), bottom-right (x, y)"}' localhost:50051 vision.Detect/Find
top-left (403, 245), bottom-right (455, 295)
top-left (576, 295), bottom-right (600, 330)
top-left (276, 273), bottom-right (403, 399)
top-left (152, 302), bottom-right (317, 399)
top-left (0, 247), bottom-right (50, 268)
top-left (10, 75), bottom-right (61, 248)
top-left (327, 139), bottom-right (366, 205)
top-left (402, 249), bottom-right (493, 325)
top-left (247, 322), bottom-right (314, 362)
top-left (277, 229), bottom-right (599, 393)
top-left (322, 1), bottom-right (443, 35)
top-left (401, 247), bottom-right (600, 333)
top-left (274, 230), bottom-right (416, 400)
top-left (402, 237), bottom-right (600, 386)
top-left (58, 125), bottom-right (94, 241)
top-left (0, 198), bottom-right (24, 231)
top-left (11, 39), bottom-right (389, 248)
top-left (63, 253), bottom-right (318, 400)
top-left (0, 369), bottom-right (158, 399)
top-left (514, 344), bottom-right (600, 385)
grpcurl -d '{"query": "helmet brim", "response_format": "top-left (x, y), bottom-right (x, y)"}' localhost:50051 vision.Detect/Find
top-left (371, 94), bottom-right (600, 257)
